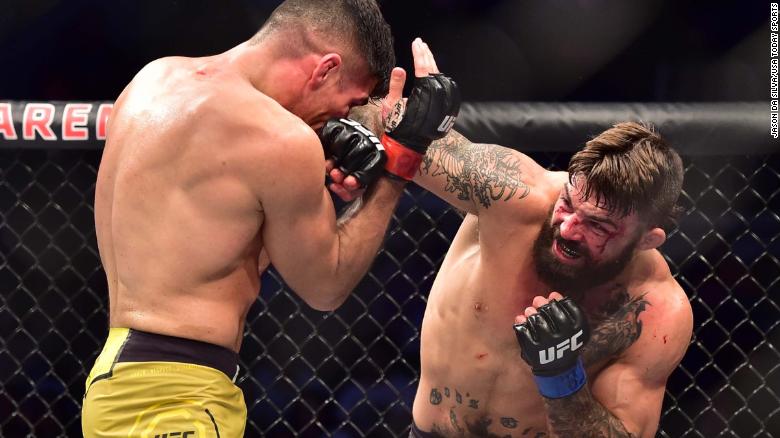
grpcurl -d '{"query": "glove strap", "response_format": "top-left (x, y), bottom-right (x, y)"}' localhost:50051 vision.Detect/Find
top-left (381, 134), bottom-right (423, 181)
top-left (533, 358), bottom-right (587, 399)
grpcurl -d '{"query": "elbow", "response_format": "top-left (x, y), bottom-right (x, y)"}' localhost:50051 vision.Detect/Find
top-left (298, 287), bottom-right (350, 311)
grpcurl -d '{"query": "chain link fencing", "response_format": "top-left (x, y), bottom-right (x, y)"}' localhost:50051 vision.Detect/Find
top-left (1, 147), bottom-right (778, 437)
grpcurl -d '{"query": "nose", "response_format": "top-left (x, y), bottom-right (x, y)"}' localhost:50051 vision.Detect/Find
top-left (558, 213), bottom-right (583, 241)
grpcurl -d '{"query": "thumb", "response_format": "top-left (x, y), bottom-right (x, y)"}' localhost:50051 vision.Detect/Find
top-left (382, 67), bottom-right (407, 119)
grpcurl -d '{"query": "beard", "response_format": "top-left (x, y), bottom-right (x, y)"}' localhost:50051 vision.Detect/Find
top-left (532, 211), bottom-right (639, 295)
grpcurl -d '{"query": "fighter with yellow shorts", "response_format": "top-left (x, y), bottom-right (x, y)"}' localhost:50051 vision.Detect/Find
top-left (82, 328), bottom-right (245, 438)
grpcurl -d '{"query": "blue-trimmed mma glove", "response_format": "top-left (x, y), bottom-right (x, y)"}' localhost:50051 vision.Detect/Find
top-left (381, 73), bottom-right (460, 180)
top-left (320, 118), bottom-right (386, 187)
top-left (513, 298), bottom-right (590, 399)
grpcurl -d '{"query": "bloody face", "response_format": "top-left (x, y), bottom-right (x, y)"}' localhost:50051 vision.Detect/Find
top-left (532, 181), bottom-right (644, 293)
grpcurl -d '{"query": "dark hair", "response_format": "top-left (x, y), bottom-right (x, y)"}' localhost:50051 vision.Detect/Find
top-left (567, 122), bottom-right (684, 231)
top-left (252, 0), bottom-right (394, 98)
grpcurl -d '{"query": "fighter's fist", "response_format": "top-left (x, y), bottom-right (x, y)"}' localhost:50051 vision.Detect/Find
top-left (320, 118), bottom-right (386, 188)
top-left (513, 295), bottom-right (590, 399)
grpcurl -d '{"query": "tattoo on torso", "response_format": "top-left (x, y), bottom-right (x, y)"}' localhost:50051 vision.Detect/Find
top-left (426, 386), bottom-right (546, 437)
top-left (422, 137), bottom-right (530, 209)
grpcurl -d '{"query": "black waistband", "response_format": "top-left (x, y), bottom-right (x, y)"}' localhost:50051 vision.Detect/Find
top-left (117, 329), bottom-right (239, 379)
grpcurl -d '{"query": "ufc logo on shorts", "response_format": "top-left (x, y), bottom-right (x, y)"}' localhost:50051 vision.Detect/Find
top-left (154, 432), bottom-right (194, 438)
top-left (539, 330), bottom-right (584, 364)
top-left (437, 115), bottom-right (456, 133)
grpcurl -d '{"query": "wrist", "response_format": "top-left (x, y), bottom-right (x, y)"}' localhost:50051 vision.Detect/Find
top-left (532, 358), bottom-right (587, 399)
top-left (381, 134), bottom-right (424, 181)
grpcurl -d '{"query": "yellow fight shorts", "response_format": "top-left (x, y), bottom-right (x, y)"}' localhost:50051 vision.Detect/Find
top-left (82, 328), bottom-right (246, 438)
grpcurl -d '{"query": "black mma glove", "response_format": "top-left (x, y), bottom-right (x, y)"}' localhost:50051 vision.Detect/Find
top-left (513, 298), bottom-right (590, 399)
top-left (381, 73), bottom-right (460, 180)
top-left (320, 118), bottom-right (386, 187)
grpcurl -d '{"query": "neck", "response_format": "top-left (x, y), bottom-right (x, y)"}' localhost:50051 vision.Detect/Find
top-left (568, 250), bottom-right (649, 306)
top-left (229, 39), bottom-right (316, 110)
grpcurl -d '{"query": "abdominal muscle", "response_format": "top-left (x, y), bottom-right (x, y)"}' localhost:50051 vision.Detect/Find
top-left (414, 275), bottom-right (550, 436)
top-left (412, 217), bottom-right (551, 436)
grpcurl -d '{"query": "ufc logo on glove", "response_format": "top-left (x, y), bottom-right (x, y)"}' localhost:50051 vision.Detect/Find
top-left (538, 329), bottom-right (585, 364)
top-left (513, 298), bottom-right (591, 399)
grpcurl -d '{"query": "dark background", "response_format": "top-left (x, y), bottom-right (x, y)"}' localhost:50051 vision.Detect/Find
top-left (0, 0), bottom-right (771, 103)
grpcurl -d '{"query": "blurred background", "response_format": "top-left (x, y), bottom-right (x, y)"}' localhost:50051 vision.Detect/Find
top-left (0, 0), bottom-right (769, 102)
top-left (1, 1), bottom-right (777, 437)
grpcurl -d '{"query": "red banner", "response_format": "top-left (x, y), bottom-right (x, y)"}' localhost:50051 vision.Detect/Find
top-left (0, 101), bottom-right (113, 149)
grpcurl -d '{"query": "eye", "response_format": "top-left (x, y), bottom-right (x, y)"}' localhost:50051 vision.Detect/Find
top-left (590, 221), bottom-right (607, 235)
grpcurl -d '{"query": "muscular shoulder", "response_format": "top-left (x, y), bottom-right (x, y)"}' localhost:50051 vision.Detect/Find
top-left (232, 102), bottom-right (324, 199)
top-left (612, 253), bottom-right (692, 380)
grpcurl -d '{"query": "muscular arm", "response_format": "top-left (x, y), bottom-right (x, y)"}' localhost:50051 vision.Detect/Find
top-left (543, 287), bottom-right (692, 438)
top-left (256, 126), bottom-right (405, 310)
top-left (349, 104), bottom-right (536, 215)
top-left (418, 130), bottom-right (532, 213)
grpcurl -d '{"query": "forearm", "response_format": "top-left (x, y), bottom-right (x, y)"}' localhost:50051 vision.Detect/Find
top-left (320, 176), bottom-right (406, 309)
top-left (543, 388), bottom-right (636, 438)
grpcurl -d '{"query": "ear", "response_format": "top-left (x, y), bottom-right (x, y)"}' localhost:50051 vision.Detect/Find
top-left (637, 227), bottom-right (666, 251)
top-left (310, 53), bottom-right (342, 88)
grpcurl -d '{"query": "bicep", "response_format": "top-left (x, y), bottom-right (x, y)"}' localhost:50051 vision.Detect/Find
top-left (589, 360), bottom-right (667, 437)
top-left (415, 132), bottom-right (535, 215)
top-left (252, 130), bottom-right (340, 296)
top-left (261, 183), bottom-right (338, 291)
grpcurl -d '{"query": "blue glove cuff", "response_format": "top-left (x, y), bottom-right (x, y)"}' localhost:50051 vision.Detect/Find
top-left (533, 358), bottom-right (587, 399)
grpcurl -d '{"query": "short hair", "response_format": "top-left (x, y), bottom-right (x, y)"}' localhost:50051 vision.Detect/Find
top-left (567, 122), bottom-right (684, 232)
top-left (252, 0), bottom-right (394, 98)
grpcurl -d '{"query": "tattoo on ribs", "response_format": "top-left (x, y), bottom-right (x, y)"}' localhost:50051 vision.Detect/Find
top-left (501, 417), bottom-right (519, 429)
top-left (430, 388), bottom-right (443, 405)
top-left (422, 136), bottom-right (530, 209)
top-left (427, 386), bottom-right (547, 437)
top-left (582, 290), bottom-right (649, 366)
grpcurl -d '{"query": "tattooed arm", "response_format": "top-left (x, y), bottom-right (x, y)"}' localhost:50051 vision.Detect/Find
top-left (417, 130), bottom-right (542, 214)
top-left (544, 283), bottom-right (692, 438)
top-left (349, 103), bottom-right (547, 215)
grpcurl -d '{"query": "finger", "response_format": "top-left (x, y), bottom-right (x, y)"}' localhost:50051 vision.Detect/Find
top-left (329, 168), bottom-right (346, 184)
top-left (420, 41), bottom-right (439, 74)
top-left (328, 183), bottom-right (354, 202)
top-left (325, 159), bottom-right (335, 173)
top-left (532, 296), bottom-right (550, 308)
top-left (412, 38), bottom-right (433, 77)
top-left (548, 291), bottom-right (565, 301)
top-left (343, 175), bottom-right (362, 191)
top-left (515, 315), bottom-right (527, 325)
top-left (386, 67), bottom-right (406, 106)
top-left (347, 186), bottom-right (366, 199)
top-left (524, 307), bottom-right (538, 318)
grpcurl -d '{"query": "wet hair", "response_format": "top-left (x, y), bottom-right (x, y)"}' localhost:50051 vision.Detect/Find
top-left (251, 0), bottom-right (394, 98)
top-left (567, 122), bottom-right (684, 231)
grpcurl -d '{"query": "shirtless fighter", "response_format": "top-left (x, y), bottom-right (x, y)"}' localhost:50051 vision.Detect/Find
top-left (351, 105), bottom-right (692, 437)
top-left (81, 0), bottom-right (459, 436)
top-left (415, 124), bottom-right (693, 437)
